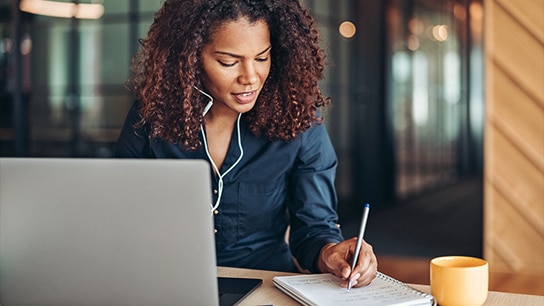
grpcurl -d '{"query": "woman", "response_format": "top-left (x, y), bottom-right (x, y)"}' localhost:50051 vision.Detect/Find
top-left (114, 0), bottom-right (377, 288)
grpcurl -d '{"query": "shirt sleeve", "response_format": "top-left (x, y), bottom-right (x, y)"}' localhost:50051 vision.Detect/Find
top-left (287, 123), bottom-right (344, 273)
top-left (113, 101), bottom-right (153, 158)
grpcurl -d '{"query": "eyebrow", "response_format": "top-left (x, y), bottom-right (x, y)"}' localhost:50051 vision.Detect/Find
top-left (214, 45), bottom-right (272, 58)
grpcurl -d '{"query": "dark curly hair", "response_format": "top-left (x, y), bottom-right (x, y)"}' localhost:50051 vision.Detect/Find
top-left (129, 0), bottom-right (331, 150)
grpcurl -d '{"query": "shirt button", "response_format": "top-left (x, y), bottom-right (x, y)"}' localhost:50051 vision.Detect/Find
top-left (214, 229), bottom-right (218, 234)
top-left (213, 189), bottom-right (218, 194)
top-left (214, 210), bottom-right (219, 215)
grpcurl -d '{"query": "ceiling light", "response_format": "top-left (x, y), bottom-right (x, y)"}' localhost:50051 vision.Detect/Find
top-left (20, 0), bottom-right (104, 20)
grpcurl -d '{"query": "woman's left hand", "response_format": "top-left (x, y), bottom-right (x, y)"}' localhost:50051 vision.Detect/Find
top-left (317, 238), bottom-right (378, 288)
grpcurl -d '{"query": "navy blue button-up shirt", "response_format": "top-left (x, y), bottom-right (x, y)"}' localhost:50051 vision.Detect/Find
top-left (114, 101), bottom-right (344, 272)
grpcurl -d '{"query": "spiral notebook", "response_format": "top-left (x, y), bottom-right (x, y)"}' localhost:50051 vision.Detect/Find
top-left (273, 271), bottom-right (436, 306)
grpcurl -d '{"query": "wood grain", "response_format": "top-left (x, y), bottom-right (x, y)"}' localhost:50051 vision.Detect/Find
top-left (484, 0), bottom-right (544, 280)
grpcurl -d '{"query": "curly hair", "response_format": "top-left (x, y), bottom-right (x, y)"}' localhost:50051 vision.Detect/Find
top-left (129, 0), bottom-right (331, 150)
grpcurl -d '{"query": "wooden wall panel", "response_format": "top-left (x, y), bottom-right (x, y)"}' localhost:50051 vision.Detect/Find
top-left (484, 0), bottom-right (544, 276)
top-left (493, 1), bottom-right (544, 102)
top-left (494, 69), bottom-right (544, 168)
top-left (495, 0), bottom-right (544, 42)
top-left (492, 131), bottom-right (544, 210)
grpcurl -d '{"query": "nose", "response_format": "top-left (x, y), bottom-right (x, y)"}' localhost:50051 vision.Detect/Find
top-left (238, 62), bottom-right (258, 85)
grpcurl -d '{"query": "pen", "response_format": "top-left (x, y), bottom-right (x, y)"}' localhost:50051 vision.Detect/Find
top-left (347, 203), bottom-right (370, 291)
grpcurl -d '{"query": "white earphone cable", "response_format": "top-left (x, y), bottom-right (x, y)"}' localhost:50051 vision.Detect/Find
top-left (201, 113), bottom-right (244, 214)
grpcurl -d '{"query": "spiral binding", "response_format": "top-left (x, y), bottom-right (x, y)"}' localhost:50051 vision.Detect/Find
top-left (377, 272), bottom-right (437, 306)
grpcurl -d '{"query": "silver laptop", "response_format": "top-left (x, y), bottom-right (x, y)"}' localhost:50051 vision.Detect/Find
top-left (0, 158), bottom-right (258, 306)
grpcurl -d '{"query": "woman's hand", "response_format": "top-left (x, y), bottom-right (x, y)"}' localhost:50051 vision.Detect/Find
top-left (317, 238), bottom-right (378, 288)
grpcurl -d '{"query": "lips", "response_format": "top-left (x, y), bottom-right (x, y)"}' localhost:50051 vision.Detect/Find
top-left (232, 90), bottom-right (257, 104)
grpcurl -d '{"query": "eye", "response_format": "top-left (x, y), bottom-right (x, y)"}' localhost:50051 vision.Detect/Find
top-left (255, 57), bottom-right (269, 63)
top-left (218, 60), bottom-right (237, 67)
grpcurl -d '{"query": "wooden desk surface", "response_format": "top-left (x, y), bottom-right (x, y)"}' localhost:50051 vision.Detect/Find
top-left (218, 266), bottom-right (544, 306)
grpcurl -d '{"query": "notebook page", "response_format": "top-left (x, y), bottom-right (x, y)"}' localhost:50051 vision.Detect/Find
top-left (273, 272), bottom-right (434, 306)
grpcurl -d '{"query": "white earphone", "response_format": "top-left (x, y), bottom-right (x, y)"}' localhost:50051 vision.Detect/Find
top-left (194, 86), bottom-right (214, 116)
top-left (194, 85), bottom-right (244, 214)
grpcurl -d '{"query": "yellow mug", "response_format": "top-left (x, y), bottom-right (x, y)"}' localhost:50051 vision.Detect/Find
top-left (430, 256), bottom-right (488, 306)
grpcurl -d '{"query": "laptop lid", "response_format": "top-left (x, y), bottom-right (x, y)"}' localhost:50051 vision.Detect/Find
top-left (0, 158), bottom-right (220, 306)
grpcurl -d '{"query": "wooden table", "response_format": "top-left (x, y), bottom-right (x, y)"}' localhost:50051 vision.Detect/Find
top-left (218, 266), bottom-right (544, 305)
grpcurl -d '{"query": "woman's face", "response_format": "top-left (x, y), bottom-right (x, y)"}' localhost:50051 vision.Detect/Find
top-left (200, 17), bottom-right (271, 117)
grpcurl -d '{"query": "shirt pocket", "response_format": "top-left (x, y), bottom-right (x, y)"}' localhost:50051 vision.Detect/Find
top-left (237, 179), bottom-right (287, 239)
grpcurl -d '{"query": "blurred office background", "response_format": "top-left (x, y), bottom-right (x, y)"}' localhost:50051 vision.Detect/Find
top-left (1, 0), bottom-right (542, 294)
